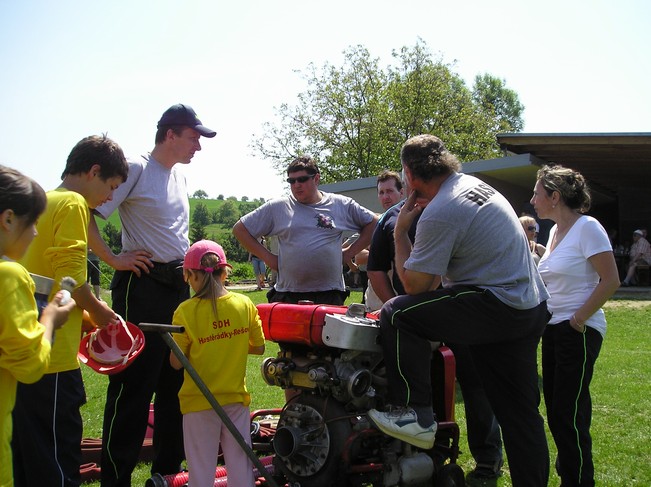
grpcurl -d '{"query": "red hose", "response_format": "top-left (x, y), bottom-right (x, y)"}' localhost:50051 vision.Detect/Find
top-left (149, 455), bottom-right (275, 486)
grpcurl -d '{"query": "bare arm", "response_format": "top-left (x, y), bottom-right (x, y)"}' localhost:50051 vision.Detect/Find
top-left (39, 292), bottom-right (77, 343)
top-left (169, 351), bottom-right (182, 370)
top-left (367, 270), bottom-right (397, 303)
top-left (570, 251), bottom-right (620, 331)
top-left (394, 192), bottom-right (440, 294)
top-left (535, 242), bottom-right (547, 257)
top-left (249, 343), bottom-right (265, 355)
top-left (342, 216), bottom-right (378, 264)
top-left (233, 220), bottom-right (278, 271)
top-left (71, 282), bottom-right (119, 328)
top-left (354, 248), bottom-right (369, 267)
top-left (88, 215), bottom-right (153, 277)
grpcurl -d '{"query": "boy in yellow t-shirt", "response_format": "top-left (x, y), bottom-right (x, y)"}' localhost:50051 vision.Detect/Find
top-left (13, 136), bottom-right (128, 486)
top-left (0, 165), bottom-right (75, 487)
top-left (171, 240), bottom-right (265, 487)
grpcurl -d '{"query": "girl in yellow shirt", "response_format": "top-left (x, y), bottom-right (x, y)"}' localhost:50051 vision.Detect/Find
top-left (171, 240), bottom-right (265, 487)
top-left (0, 165), bottom-right (74, 487)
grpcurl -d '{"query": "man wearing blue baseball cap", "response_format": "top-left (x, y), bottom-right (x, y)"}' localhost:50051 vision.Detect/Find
top-left (88, 104), bottom-right (216, 485)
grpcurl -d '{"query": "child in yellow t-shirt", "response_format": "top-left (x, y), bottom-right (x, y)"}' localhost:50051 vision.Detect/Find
top-left (13, 135), bottom-right (128, 486)
top-left (171, 240), bottom-right (265, 487)
top-left (0, 165), bottom-right (75, 487)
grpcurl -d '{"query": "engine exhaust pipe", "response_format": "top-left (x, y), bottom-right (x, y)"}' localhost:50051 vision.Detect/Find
top-left (273, 426), bottom-right (303, 459)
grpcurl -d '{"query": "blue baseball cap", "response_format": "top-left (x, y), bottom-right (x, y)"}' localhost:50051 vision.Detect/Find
top-left (157, 104), bottom-right (216, 138)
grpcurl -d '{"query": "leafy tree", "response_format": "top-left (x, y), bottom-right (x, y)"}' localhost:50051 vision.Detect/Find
top-left (252, 39), bottom-right (524, 180)
top-left (216, 200), bottom-right (240, 227)
top-left (102, 221), bottom-right (122, 254)
top-left (217, 194), bottom-right (224, 200)
top-left (220, 233), bottom-right (249, 263)
top-left (472, 73), bottom-right (525, 132)
top-left (239, 201), bottom-right (261, 215)
top-left (241, 196), bottom-right (249, 202)
top-left (190, 222), bottom-right (207, 244)
top-left (192, 189), bottom-right (208, 199)
top-left (192, 202), bottom-right (211, 226)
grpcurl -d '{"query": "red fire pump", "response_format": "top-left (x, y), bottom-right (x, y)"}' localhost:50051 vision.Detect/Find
top-left (257, 302), bottom-right (465, 487)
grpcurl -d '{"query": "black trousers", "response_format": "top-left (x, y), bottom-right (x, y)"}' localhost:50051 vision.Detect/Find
top-left (380, 286), bottom-right (550, 487)
top-left (13, 369), bottom-right (86, 487)
top-left (447, 342), bottom-right (503, 469)
top-left (266, 287), bottom-right (349, 305)
top-left (101, 263), bottom-right (189, 487)
top-left (542, 322), bottom-right (602, 487)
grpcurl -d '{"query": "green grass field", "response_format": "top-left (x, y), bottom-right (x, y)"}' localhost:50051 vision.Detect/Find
top-left (80, 293), bottom-right (651, 486)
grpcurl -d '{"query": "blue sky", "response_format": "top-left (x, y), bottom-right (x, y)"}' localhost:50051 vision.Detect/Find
top-left (1, 0), bottom-right (649, 201)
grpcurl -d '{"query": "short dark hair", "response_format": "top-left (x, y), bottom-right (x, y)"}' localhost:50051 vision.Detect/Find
top-left (61, 135), bottom-right (129, 182)
top-left (155, 125), bottom-right (187, 145)
top-left (400, 134), bottom-right (461, 181)
top-left (287, 155), bottom-right (320, 176)
top-left (536, 164), bottom-right (591, 213)
top-left (377, 170), bottom-right (402, 191)
top-left (0, 165), bottom-right (47, 227)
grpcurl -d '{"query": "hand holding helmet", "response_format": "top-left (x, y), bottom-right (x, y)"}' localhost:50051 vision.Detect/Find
top-left (78, 315), bottom-right (145, 375)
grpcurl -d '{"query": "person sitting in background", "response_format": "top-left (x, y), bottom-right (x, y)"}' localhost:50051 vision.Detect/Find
top-left (519, 215), bottom-right (546, 264)
top-left (621, 229), bottom-right (651, 286)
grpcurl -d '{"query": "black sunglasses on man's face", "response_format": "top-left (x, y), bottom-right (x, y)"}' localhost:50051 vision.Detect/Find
top-left (287, 174), bottom-right (316, 184)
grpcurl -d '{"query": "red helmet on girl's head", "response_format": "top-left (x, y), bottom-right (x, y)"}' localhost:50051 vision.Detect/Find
top-left (78, 317), bottom-right (145, 375)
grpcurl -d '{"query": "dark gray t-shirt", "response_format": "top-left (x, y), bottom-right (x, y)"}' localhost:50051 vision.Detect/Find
top-left (406, 173), bottom-right (549, 309)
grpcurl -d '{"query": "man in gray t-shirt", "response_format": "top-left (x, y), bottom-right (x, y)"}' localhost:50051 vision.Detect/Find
top-left (89, 104), bottom-right (216, 485)
top-left (367, 135), bottom-right (550, 487)
top-left (233, 156), bottom-right (377, 305)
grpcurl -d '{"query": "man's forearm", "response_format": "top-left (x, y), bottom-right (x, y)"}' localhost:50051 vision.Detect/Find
top-left (368, 271), bottom-right (396, 303)
top-left (233, 221), bottom-right (272, 262)
top-left (88, 216), bottom-right (116, 265)
top-left (393, 229), bottom-right (412, 286)
top-left (344, 218), bottom-right (378, 261)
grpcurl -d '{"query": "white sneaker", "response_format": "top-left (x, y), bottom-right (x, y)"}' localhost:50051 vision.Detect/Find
top-left (368, 407), bottom-right (437, 449)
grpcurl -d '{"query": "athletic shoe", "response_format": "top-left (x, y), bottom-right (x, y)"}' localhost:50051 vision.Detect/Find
top-left (367, 407), bottom-right (437, 449)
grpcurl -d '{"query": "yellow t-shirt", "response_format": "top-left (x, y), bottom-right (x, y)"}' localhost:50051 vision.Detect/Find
top-left (172, 292), bottom-right (265, 413)
top-left (0, 261), bottom-right (51, 487)
top-left (20, 188), bottom-right (89, 373)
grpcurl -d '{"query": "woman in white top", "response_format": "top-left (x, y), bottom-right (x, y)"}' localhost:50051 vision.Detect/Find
top-left (531, 165), bottom-right (619, 487)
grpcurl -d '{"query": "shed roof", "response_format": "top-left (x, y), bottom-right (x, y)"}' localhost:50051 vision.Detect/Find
top-left (494, 132), bottom-right (651, 198)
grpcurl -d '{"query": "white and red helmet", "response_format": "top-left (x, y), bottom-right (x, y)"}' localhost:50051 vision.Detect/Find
top-left (78, 317), bottom-right (145, 375)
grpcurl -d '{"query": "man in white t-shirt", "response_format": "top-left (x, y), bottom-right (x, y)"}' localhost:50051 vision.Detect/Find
top-left (89, 104), bottom-right (216, 485)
